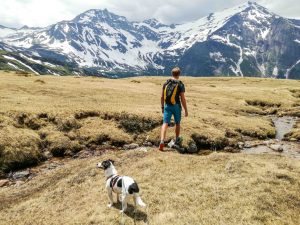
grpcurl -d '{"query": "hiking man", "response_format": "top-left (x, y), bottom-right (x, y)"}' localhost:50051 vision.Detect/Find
top-left (159, 67), bottom-right (188, 151)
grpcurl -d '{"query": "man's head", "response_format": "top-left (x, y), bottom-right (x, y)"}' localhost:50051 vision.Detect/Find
top-left (172, 67), bottom-right (181, 78)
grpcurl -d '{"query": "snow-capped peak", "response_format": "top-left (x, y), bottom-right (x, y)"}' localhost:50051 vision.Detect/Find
top-left (74, 9), bottom-right (128, 24)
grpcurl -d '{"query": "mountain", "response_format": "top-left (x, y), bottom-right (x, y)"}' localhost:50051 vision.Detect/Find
top-left (0, 1), bottom-right (299, 79)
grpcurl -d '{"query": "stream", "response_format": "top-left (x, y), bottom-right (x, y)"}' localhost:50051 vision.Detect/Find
top-left (243, 116), bottom-right (300, 158)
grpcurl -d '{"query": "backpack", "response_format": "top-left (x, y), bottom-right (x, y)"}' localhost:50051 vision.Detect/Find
top-left (164, 80), bottom-right (180, 105)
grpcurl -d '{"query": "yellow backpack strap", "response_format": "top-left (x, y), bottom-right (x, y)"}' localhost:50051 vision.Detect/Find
top-left (164, 83), bottom-right (169, 102)
top-left (170, 84), bottom-right (179, 105)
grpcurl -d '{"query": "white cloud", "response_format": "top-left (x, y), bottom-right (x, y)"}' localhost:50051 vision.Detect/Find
top-left (0, 0), bottom-right (299, 28)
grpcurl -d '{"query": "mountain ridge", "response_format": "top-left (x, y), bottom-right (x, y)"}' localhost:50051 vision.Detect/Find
top-left (0, 1), bottom-right (299, 79)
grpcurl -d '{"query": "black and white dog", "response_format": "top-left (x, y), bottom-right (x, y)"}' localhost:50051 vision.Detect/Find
top-left (97, 159), bottom-right (146, 212)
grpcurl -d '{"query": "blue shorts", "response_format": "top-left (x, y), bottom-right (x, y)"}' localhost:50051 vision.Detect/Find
top-left (163, 104), bottom-right (182, 125)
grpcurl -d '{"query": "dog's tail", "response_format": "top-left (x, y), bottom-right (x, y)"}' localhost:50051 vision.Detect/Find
top-left (128, 182), bottom-right (146, 207)
top-left (134, 194), bottom-right (146, 207)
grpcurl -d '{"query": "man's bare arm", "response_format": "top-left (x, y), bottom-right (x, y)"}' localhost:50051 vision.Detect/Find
top-left (161, 87), bottom-right (164, 113)
top-left (180, 92), bottom-right (188, 117)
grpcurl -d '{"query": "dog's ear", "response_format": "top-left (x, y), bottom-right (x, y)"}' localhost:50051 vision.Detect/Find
top-left (101, 160), bottom-right (111, 170)
top-left (108, 159), bottom-right (115, 165)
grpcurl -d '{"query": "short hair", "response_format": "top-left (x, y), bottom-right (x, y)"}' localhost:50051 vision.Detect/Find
top-left (172, 67), bottom-right (181, 77)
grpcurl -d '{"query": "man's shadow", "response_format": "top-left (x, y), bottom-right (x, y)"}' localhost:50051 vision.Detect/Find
top-left (112, 202), bottom-right (148, 223)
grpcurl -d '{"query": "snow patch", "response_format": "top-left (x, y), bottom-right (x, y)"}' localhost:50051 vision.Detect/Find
top-left (261, 28), bottom-right (270, 39)
top-left (285, 59), bottom-right (300, 79)
top-left (8, 62), bottom-right (21, 70)
top-left (272, 66), bottom-right (278, 77)
top-left (3, 55), bottom-right (39, 74)
top-left (209, 52), bottom-right (226, 62)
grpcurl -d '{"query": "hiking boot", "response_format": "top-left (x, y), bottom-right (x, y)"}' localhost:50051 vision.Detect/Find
top-left (159, 143), bottom-right (165, 151)
top-left (175, 137), bottom-right (183, 145)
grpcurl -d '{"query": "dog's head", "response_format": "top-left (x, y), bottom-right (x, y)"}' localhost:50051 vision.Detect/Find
top-left (97, 159), bottom-right (115, 170)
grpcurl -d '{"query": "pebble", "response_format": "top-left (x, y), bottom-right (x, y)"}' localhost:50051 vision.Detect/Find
top-left (14, 181), bottom-right (25, 187)
top-left (12, 171), bottom-right (30, 180)
top-left (143, 142), bottom-right (153, 147)
top-left (43, 151), bottom-right (53, 159)
top-left (269, 144), bottom-right (284, 152)
top-left (136, 147), bottom-right (148, 152)
top-left (237, 142), bottom-right (245, 149)
top-left (124, 143), bottom-right (139, 150)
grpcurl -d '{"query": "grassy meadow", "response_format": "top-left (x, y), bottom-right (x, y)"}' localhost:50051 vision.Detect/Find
top-left (1, 149), bottom-right (300, 225)
top-left (0, 70), bottom-right (300, 224)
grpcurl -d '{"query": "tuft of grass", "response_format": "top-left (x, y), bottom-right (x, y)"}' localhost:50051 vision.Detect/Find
top-left (74, 111), bottom-right (100, 120)
top-left (246, 99), bottom-right (281, 108)
top-left (15, 71), bottom-right (32, 77)
top-left (0, 126), bottom-right (43, 172)
top-left (14, 113), bottom-right (45, 130)
top-left (290, 89), bottom-right (300, 98)
top-left (34, 79), bottom-right (46, 84)
top-left (76, 117), bottom-right (133, 147)
top-left (117, 113), bottom-right (160, 134)
top-left (284, 121), bottom-right (300, 141)
top-left (191, 133), bottom-right (229, 150)
top-left (44, 131), bottom-right (83, 157)
top-left (56, 117), bottom-right (82, 132)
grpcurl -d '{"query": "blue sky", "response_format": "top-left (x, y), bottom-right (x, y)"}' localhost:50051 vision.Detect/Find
top-left (0, 0), bottom-right (299, 28)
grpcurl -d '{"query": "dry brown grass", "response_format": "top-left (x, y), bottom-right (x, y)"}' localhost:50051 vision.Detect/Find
top-left (0, 71), bottom-right (300, 172)
top-left (285, 121), bottom-right (300, 141)
top-left (0, 71), bottom-right (300, 224)
top-left (0, 150), bottom-right (299, 225)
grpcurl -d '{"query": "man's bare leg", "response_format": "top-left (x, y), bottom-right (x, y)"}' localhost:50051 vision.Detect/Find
top-left (159, 123), bottom-right (168, 150)
top-left (175, 124), bottom-right (180, 139)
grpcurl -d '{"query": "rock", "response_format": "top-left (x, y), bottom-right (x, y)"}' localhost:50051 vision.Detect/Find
top-left (0, 179), bottom-right (9, 187)
top-left (15, 181), bottom-right (25, 187)
top-left (243, 142), bottom-right (252, 148)
top-left (186, 143), bottom-right (198, 154)
top-left (224, 147), bottom-right (240, 153)
top-left (237, 142), bottom-right (245, 149)
top-left (244, 141), bottom-right (261, 148)
top-left (137, 147), bottom-right (148, 152)
top-left (124, 143), bottom-right (139, 150)
top-left (290, 138), bottom-right (297, 142)
top-left (12, 171), bottom-right (30, 180)
top-left (270, 144), bottom-right (284, 152)
top-left (143, 142), bottom-right (153, 147)
top-left (43, 151), bottom-right (53, 159)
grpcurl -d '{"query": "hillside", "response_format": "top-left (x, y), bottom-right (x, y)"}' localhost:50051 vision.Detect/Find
top-left (0, 1), bottom-right (300, 78)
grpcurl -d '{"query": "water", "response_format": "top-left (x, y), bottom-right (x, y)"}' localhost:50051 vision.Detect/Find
top-left (243, 116), bottom-right (300, 158)
top-left (272, 116), bottom-right (297, 140)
